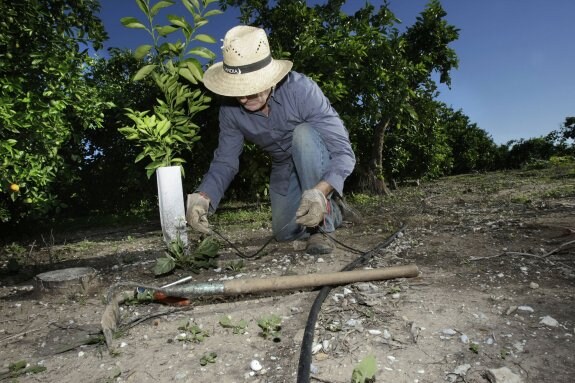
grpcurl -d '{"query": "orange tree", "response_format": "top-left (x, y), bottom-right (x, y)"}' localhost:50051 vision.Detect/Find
top-left (0, 0), bottom-right (113, 224)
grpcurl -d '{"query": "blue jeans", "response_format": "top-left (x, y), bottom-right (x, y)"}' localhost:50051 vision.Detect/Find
top-left (271, 123), bottom-right (342, 241)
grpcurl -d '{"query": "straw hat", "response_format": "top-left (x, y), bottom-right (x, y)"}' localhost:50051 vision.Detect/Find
top-left (202, 26), bottom-right (293, 97)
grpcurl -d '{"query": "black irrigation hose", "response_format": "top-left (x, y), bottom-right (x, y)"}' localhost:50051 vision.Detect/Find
top-left (211, 227), bottom-right (277, 259)
top-left (296, 224), bottom-right (407, 383)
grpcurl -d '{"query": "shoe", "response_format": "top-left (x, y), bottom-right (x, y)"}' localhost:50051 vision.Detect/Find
top-left (333, 196), bottom-right (363, 224)
top-left (306, 232), bottom-right (333, 255)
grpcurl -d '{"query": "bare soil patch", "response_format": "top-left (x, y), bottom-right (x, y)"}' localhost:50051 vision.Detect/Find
top-left (1, 168), bottom-right (574, 383)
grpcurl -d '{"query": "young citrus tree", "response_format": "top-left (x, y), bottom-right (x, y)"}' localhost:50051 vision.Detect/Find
top-left (118, 0), bottom-right (221, 178)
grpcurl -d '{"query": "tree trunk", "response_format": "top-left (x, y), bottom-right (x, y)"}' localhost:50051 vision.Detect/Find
top-left (367, 119), bottom-right (392, 195)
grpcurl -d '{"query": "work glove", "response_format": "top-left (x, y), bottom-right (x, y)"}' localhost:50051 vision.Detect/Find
top-left (186, 193), bottom-right (212, 234)
top-left (296, 188), bottom-right (328, 227)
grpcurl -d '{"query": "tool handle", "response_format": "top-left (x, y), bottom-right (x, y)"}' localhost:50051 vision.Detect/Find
top-left (223, 264), bottom-right (419, 295)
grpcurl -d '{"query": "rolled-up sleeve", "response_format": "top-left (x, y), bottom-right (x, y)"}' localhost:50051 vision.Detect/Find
top-left (294, 76), bottom-right (356, 196)
top-left (197, 109), bottom-right (244, 210)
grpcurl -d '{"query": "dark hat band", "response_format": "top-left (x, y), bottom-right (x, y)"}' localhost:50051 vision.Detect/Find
top-left (223, 54), bottom-right (272, 75)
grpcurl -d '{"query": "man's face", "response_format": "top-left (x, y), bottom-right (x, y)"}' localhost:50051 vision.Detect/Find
top-left (236, 88), bottom-right (272, 113)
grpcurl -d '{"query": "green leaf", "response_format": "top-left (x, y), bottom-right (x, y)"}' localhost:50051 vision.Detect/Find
top-left (133, 65), bottom-right (158, 81)
top-left (194, 34), bottom-right (216, 44)
top-left (156, 25), bottom-right (179, 36)
top-left (187, 47), bottom-right (216, 60)
top-left (167, 14), bottom-right (189, 29)
top-left (154, 257), bottom-right (176, 276)
top-left (120, 17), bottom-right (146, 29)
top-left (150, 0), bottom-right (175, 17)
top-left (157, 119), bottom-right (171, 136)
top-left (178, 67), bottom-right (198, 85)
top-left (219, 316), bottom-right (232, 327)
top-left (186, 60), bottom-right (203, 80)
top-left (134, 44), bottom-right (153, 60)
top-left (351, 355), bottom-right (377, 383)
top-left (135, 0), bottom-right (148, 14)
top-left (188, 0), bottom-right (200, 11)
top-left (182, 0), bottom-right (196, 15)
top-left (134, 152), bottom-right (147, 163)
top-left (203, 9), bottom-right (223, 17)
top-left (194, 237), bottom-right (220, 257)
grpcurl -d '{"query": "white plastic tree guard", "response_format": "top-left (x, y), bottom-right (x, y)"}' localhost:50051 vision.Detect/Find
top-left (156, 166), bottom-right (188, 246)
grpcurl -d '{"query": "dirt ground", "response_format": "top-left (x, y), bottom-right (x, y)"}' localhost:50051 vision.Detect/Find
top-left (1, 168), bottom-right (574, 383)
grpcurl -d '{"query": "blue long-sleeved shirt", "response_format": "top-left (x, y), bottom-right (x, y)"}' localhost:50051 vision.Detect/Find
top-left (198, 71), bottom-right (356, 210)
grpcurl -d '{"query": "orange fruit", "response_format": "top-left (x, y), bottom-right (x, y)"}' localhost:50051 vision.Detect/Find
top-left (9, 183), bottom-right (19, 192)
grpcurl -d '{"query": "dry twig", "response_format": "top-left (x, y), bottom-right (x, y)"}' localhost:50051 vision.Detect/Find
top-left (470, 239), bottom-right (575, 263)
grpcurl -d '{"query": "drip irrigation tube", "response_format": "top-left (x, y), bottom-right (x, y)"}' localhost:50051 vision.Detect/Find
top-left (296, 224), bottom-right (408, 383)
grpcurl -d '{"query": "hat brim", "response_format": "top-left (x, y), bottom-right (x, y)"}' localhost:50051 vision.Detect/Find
top-left (203, 59), bottom-right (293, 97)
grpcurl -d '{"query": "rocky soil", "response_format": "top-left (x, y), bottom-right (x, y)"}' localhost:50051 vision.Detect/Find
top-left (1, 167), bottom-right (574, 383)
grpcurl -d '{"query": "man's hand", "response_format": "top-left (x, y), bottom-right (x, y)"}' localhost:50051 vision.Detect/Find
top-left (296, 188), bottom-right (328, 227)
top-left (186, 193), bottom-right (212, 234)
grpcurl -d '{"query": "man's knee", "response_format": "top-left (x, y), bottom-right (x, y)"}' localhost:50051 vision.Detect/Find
top-left (292, 123), bottom-right (315, 149)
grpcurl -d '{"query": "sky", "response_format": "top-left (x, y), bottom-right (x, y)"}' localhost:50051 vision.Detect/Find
top-left (97, 0), bottom-right (575, 145)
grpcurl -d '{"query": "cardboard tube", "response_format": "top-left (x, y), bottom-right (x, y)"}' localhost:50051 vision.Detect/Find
top-left (223, 264), bottom-right (419, 295)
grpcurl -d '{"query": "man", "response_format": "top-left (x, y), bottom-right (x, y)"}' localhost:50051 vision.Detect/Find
top-left (186, 25), bottom-right (357, 254)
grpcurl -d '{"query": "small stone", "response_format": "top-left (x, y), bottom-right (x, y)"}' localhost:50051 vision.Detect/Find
top-left (441, 328), bottom-right (457, 336)
top-left (78, 351), bottom-right (85, 358)
top-left (368, 329), bottom-right (382, 335)
top-left (312, 343), bottom-right (323, 354)
top-left (250, 360), bottom-right (262, 371)
top-left (485, 367), bottom-right (523, 383)
top-left (454, 364), bottom-right (471, 375)
top-left (382, 329), bottom-right (391, 339)
top-left (387, 355), bottom-right (396, 362)
top-left (174, 371), bottom-right (188, 380)
top-left (316, 257), bottom-right (325, 263)
top-left (506, 306), bottom-right (518, 315)
top-left (517, 306), bottom-right (534, 313)
top-left (460, 334), bottom-right (469, 344)
top-left (391, 293), bottom-right (400, 299)
top-left (539, 315), bottom-right (559, 327)
top-left (529, 282), bottom-right (539, 289)
top-left (354, 282), bottom-right (378, 292)
top-left (346, 319), bottom-right (362, 327)
top-left (119, 342), bottom-right (128, 348)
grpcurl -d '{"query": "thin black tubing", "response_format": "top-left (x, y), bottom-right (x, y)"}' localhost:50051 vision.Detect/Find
top-left (296, 224), bottom-right (407, 383)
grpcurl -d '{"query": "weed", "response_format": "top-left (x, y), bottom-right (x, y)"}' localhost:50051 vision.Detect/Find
top-left (224, 260), bottom-right (245, 272)
top-left (177, 321), bottom-right (209, 343)
top-left (154, 235), bottom-right (220, 276)
top-left (219, 315), bottom-right (247, 334)
top-left (388, 286), bottom-right (401, 294)
top-left (1, 360), bottom-right (47, 380)
top-left (469, 342), bottom-right (480, 354)
top-left (351, 355), bottom-right (377, 383)
top-left (200, 352), bottom-right (217, 366)
top-left (510, 195), bottom-right (531, 204)
top-left (257, 314), bottom-right (282, 342)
